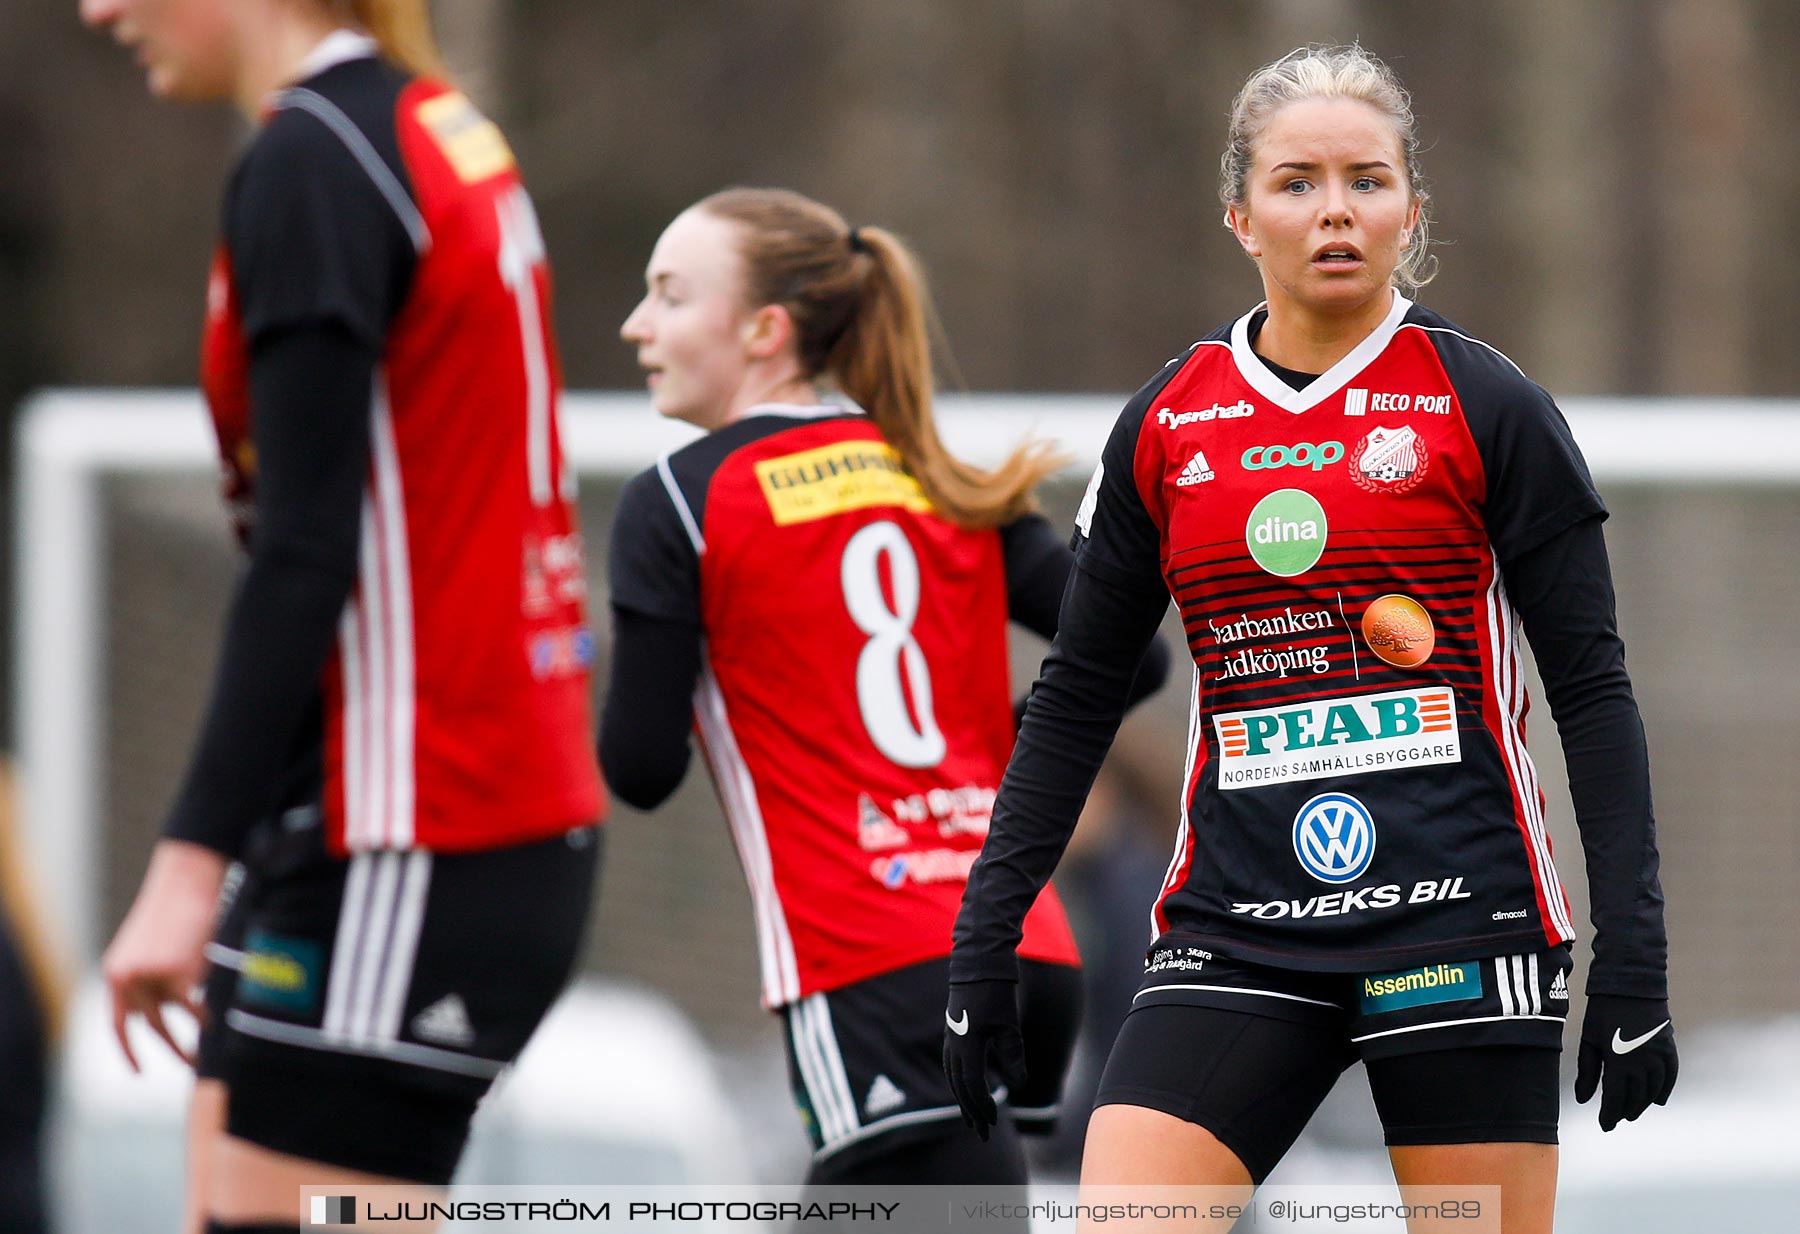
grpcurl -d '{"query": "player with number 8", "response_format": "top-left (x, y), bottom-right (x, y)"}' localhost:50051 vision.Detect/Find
top-left (603, 188), bottom-right (1170, 1185)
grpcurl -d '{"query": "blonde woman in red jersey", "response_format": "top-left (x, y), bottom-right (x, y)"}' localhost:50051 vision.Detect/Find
top-left (604, 189), bottom-right (1169, 1185)
top-left (83, 1), bottom-right (603, 1228)
top-left (945, 46), bottom-right (1674, 1233)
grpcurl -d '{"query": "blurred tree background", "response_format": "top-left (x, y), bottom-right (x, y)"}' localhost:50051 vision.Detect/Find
top-left (5, 0), bottom-right (1797, 411)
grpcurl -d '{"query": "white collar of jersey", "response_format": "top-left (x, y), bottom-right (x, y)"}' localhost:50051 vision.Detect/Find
top-left (745, 401), bottom-right (862, 420)
top-left (1230, 288), bottom-right (1413, 414)
top-left (292, 29), bottom-right (379, 84)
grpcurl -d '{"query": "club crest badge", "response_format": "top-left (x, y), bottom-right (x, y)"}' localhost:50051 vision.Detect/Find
top-left (1351, 425), bottom-right (1427, 494)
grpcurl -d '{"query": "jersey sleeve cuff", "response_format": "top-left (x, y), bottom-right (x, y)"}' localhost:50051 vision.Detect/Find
top-left (947, 950), bottom-right (1022, 985)
top-left (1499, 496), bottom-right (1609, 566)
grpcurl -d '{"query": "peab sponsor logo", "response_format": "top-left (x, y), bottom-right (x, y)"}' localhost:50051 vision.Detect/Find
top-left (1213, 686), bottom-right (1461, 790)
top-left (1157, 400), bottom-right (1253, 429)
top-left (1245, 489), bottom-right (1328, 577)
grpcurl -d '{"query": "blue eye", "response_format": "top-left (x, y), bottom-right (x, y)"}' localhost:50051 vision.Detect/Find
top-left (1283, 179), bottom-right (1312, 194)
top-left (1353, 176), bottom-right (1381, 191)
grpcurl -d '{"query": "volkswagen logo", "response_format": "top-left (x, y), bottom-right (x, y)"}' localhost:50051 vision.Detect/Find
top-left (1292, 792), bottom-right (1376, 884)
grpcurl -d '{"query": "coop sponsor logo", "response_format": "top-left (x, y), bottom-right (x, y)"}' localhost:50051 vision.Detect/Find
top-left (1157, 400), bottom-right (1254, 429)
top-left (1241, 441), bottom-right (1345, 471)
top-left (1212, 686), bottom-right (1460, 789)
top-left (1361, 594), bottom-right (1436, 668)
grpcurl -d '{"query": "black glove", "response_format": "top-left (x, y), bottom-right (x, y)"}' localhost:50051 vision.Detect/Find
top-left (1575, 993), bottom-right (1678, 1131)
top-left (941, 978), bottom-right (1025, 1142)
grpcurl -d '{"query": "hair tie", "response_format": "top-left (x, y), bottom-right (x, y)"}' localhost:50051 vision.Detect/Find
top-left (847, 226), bottom-right (868, 255)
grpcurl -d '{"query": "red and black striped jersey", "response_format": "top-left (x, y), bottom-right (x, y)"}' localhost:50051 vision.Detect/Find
top-left (1075, 293), bottom-right (1608, 970)
top-left (610, 407), bottom-right (1079, 1006)
top-left (198, 37), bottom-right (602, 855)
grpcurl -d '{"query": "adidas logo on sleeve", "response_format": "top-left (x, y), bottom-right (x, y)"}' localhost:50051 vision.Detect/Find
top-left (1176, 452), bottom-right (1216, 487)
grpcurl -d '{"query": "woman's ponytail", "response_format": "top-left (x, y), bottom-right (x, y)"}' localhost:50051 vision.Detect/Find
top-left (700, 188), bottom-right (1066, 530)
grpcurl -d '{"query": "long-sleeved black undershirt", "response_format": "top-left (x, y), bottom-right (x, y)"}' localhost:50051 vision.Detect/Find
top-left (163, 325), bottom-right (375, 857)
top-left (600, 513), bottom-right (1172, 811)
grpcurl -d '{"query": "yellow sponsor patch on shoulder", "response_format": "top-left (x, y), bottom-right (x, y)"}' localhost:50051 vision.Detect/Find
top-left (415, 91), bottom-right (515, 183)
top-left (755, 440), bottom-right (931, 526)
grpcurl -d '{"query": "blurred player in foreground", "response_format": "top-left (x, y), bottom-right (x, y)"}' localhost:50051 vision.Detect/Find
top-left (82, 1), bottom-right (604, 1228)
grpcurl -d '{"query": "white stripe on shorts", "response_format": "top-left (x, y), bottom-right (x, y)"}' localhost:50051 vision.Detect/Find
top-left (792, 995), bottom-right (857, 1146)
top-left (1132, 982), bottom-right (1338, 1009)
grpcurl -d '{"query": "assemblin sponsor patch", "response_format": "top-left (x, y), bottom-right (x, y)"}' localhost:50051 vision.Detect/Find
top-left (1359, 960), bottom-right (1482, 1012)
top-left (238, 929), bottom-right (323, 1014)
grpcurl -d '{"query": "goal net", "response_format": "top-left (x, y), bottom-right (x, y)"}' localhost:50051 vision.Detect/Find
top-left (14, 389), bottom-right (1800, 1046)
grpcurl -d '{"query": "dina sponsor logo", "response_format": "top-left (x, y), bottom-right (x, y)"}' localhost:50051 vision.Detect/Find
top-left (1245, 489), bottom-right (1328, 577)
top-left (1351, 425), bottom-right (1428, 494)
top-left (1157, 400), bottom-right (1253, 429)
top-left (1241, 441), bottom-right (1345, 472)
top-left (1361, 594), bottom-right (1436, 669)
top-left (1213, 686), bottom-right (1461, 790)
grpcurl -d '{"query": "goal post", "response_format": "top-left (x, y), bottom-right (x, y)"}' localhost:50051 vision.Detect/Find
top-left (13, 388), bottom-right (1800, 964)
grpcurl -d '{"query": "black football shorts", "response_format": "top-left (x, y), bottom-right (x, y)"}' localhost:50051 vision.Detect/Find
top-left (198, 805), bottom-right (599, 1185)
